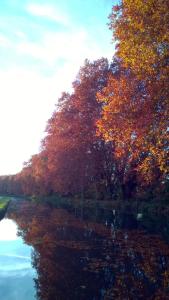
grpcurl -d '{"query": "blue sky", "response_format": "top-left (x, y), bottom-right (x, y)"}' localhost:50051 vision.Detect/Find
top-left (0, 0), bottom-right (116, 175)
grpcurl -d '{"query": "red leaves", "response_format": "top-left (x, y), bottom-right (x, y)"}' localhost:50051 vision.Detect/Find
top-left (33, 59), bottom-right (110, 195)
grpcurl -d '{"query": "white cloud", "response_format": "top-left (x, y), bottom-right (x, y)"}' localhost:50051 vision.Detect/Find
top-left (14, 31), bottom-right (26, 39)
top-left (0, 34), bottom-right (11, 47)
top-left (26, 3), bottom-right (70, 26)
top-left (16, 29), bottom-right (112, 65)
top-left (0, 64), bottom-right (77, 175)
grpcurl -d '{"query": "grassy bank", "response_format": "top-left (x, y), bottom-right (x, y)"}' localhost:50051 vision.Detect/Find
top-left (0, 197), bottom-right (10, 220)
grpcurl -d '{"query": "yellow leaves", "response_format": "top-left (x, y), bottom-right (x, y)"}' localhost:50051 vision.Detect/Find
top-left (162, 270), bottom-right (169, 289)
top-left (104, 0), bottom-right (169, 184)
top-left (110, 0), bottom-right (169, 77)
top-left (137, 131), bottom-right (169, 183)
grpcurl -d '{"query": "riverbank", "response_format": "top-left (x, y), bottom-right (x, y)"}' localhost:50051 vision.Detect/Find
top-left (1, 192), bottom-right (169, 243)
top-left (0, 197), bottom-right (11, 220)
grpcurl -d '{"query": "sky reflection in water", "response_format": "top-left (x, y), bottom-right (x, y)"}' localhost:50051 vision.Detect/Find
top-left (0, 218), bottom-right (36, 300)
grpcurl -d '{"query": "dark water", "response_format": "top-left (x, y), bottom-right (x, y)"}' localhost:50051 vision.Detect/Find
top-left (2, 200), bottom-right (169, 299)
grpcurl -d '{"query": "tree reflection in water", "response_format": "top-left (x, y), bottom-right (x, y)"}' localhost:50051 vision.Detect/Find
top-left (7, 201), bottom-right (169, 300)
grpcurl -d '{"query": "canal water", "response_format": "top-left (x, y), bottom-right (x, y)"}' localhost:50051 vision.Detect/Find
top-left (0, 218), bottom-right (36, 300)
top-left (1, 200), bottom-right (169, 299)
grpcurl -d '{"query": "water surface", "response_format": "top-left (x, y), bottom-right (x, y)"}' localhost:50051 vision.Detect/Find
top-left (2, 200), bottom-right (169, 299)
top-left (0, 218), bottom-right (36, 300)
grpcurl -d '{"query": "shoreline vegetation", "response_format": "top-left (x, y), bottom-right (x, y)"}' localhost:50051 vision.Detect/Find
top-left (0, 197), bottom-right (11, 220)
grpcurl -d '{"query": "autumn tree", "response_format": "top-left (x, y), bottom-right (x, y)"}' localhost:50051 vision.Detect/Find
top-left (97, 67), bottom-right (146, 198)
top-left (42, 58), bottom-right (112, 198)
top-left (97, 0), bottom-right (169, 191)
top-left (109, 0), bottom-right (169, 78)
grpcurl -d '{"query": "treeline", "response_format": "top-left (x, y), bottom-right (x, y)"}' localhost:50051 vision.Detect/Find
top-left (0, 0), bottom-right (168, 201)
